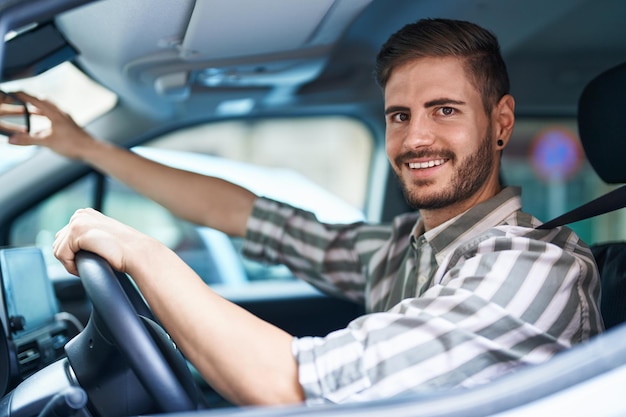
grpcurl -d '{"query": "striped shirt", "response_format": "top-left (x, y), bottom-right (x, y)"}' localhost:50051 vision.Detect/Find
top-left (242, 186), bottom-right (604, 404)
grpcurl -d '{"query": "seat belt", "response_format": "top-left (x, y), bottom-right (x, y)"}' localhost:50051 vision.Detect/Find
top-left (536, 185), bottom-right (626, 230)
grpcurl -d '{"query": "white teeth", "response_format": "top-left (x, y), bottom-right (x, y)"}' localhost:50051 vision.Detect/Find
top-left (408, 159), bottom-right (446, 169)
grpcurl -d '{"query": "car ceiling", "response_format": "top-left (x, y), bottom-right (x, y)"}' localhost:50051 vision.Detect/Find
top-left (4, 0), bottom-right (626, 120)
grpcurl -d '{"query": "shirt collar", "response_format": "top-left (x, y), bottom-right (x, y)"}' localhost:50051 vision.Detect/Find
top-left (411, 186), bottom-right (523, 265)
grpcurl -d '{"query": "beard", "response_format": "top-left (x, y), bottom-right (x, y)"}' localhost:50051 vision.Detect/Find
top-left (394, 132), bottom-right (495, 210)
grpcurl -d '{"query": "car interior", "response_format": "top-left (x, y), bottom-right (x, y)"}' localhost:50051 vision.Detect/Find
top-left (0, 0), bottom-right (624, 416)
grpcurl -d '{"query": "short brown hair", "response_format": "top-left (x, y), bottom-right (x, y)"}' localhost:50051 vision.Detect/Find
top-left (375, 18), bottom-right (510, 114)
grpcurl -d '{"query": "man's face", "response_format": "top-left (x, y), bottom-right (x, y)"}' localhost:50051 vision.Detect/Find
top-left (384, 56), bottom-right (500, 212)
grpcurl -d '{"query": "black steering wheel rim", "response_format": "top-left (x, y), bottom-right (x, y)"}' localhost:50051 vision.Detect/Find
top-left (74, 250), bottom-right (197, 413)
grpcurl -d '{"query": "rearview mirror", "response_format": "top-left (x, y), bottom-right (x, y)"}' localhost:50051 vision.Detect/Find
top-left (0, 91), bottom-right (29, 137)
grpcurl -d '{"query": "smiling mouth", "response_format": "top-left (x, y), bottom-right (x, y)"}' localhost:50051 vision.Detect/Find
top-left (407, 159), bottom-right (448, 169)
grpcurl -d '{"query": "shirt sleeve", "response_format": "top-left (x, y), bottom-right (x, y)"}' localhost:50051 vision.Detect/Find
top-left (292, 229), bottom-right (601, 404)
top-left (242, 197), bottom-right (390, 304)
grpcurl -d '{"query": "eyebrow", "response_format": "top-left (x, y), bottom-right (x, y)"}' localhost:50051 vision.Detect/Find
top-left (424, 98), bottom-right (466, 108)
top-left (384, 105), bottom-right (409, 115)
top-left (385, 98), bottom-right (467, 115)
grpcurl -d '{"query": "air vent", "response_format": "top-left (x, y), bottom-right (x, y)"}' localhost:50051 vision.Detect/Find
top-left (16, 341), bottom-right (41, 377)
top-left (12, 323), bottom-right (69, 381)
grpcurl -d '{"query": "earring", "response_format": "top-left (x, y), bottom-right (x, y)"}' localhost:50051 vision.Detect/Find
top-left (497, 139), bottom-right (504, 147)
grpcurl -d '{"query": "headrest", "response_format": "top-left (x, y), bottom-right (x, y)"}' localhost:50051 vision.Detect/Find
top-left (578, 62), bottom-right (626, 184)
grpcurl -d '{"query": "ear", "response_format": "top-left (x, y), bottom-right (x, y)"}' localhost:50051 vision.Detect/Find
top-left (492, 94), bottom-right (515, 147)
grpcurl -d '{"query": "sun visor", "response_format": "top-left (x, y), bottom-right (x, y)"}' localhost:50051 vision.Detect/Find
top-left (182, 0), bottom-right (337, 59)
top-left (125, 0), bottom-right (372, 97)
top-left (1, 23), bottom-right (77, 82)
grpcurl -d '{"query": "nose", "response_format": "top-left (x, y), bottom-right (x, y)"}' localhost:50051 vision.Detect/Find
top-left (402, 115), bottom-right (435, 150)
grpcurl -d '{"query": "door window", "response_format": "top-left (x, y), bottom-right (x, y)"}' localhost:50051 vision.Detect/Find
top-left (9, 117), bottom-right (373, 293)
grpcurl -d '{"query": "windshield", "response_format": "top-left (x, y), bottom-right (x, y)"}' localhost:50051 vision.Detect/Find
top-left (0, 62), bottom-right (117, 173)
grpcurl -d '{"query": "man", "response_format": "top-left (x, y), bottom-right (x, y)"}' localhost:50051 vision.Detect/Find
top-left (8, 18), bottom-right (603, 405)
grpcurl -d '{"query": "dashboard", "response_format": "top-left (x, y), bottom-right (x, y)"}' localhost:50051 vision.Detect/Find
top-left (0, 247), bottom-right (70, 395)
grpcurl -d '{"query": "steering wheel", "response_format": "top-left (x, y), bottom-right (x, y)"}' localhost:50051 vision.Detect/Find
top-left (64, 250), bottom-right (201, 415)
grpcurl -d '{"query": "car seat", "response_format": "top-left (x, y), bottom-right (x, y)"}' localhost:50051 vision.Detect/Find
top-left (580, 62), bottom-right (626, 329)
top-left (538, 61), bottom-right (626, 329)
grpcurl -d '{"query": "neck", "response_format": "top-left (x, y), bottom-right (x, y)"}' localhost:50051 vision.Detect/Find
top-left (420, 183), bottom-right (503, 231)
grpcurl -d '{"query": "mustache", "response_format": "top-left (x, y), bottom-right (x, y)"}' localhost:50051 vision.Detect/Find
top-left (395, 149), bottom-right (456, 166)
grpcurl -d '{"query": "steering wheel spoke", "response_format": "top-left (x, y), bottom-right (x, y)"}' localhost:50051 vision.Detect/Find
top-left (64, 250), bottom-right (200, 416)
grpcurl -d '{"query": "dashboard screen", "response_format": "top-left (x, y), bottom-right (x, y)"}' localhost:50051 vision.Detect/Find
top-left (0, 247), bottom-right (59, 336)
